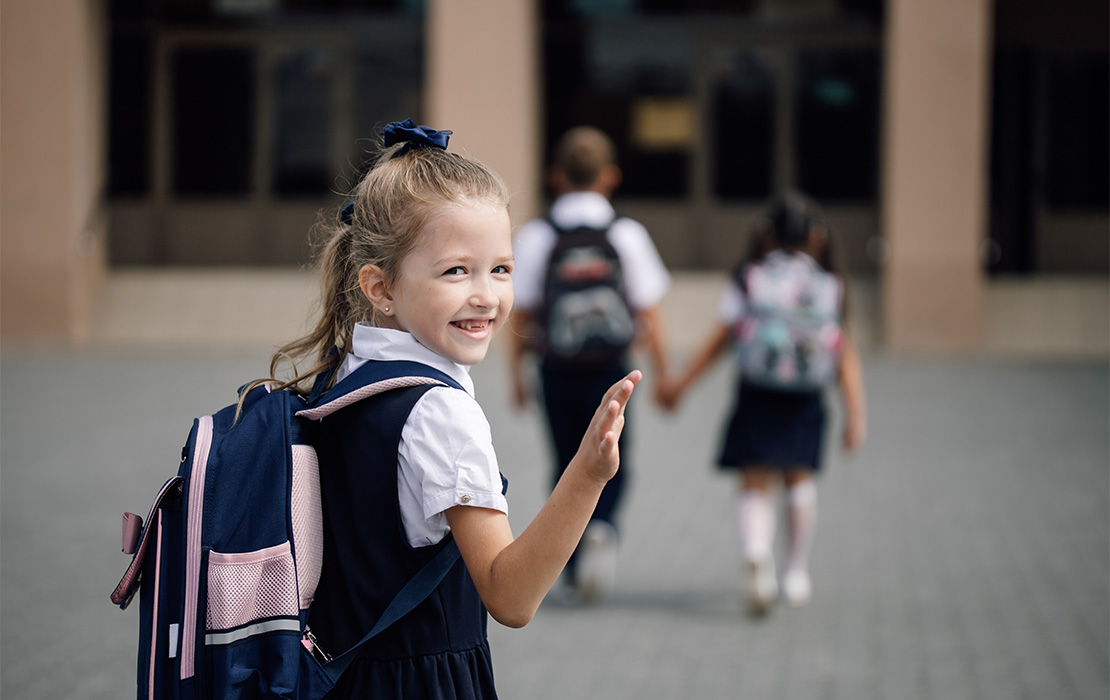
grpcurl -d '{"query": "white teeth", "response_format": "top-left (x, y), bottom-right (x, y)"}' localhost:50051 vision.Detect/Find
top-left (454, 320), bottom-right (489, 331)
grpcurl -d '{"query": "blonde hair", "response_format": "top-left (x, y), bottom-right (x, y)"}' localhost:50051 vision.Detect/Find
top-left (265, 139), bottom-right (511, 396)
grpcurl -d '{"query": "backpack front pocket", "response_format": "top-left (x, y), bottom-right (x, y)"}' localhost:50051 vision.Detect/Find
top-left (205, 541), bottom-right (300, 641)
top-left (203, 541), bottom-right (304, 698)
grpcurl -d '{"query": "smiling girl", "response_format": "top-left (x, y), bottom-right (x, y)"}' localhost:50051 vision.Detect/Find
top-left (263, 121), bottom-right (639, 699)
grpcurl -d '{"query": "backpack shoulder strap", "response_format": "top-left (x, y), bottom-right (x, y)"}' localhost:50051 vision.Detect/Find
top-left (300, 358), bottom-right (466, 684)
top-left (545, 213), bottom-right (620, 237)
top-left (297, 359), bottom-right (463, 421)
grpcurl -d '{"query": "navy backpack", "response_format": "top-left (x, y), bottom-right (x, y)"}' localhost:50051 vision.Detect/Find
top-left (112, 360), bottom-right (463, 699)
top-left (539, 216), bottom-right (636, 368)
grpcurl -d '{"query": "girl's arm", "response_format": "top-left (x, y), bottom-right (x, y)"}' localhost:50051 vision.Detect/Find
top-left (838, 334), bottom-right (867, 451)
top-left (659, 322), bottom-right (732, 410)
top-left (634, 304), bottom-right (671, 406)
top-left (445, 371), bottom-right (640, 628)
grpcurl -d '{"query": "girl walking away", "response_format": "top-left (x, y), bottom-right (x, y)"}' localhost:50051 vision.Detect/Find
top-left (266, 120), bottom-right (639, 697)
top-left (659, 192), bottom-right (866, 617)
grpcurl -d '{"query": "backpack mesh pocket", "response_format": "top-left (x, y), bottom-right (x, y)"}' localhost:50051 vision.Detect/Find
top-left (206, 542), bottom-right (299, 633)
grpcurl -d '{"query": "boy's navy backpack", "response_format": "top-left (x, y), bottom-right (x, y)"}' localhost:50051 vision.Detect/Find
top-left (733, 252), bottom-right (844, 392)
top-left (539, 216), bottom-right (635, 368)
top-left (111, 359), bottom-right (463, 699)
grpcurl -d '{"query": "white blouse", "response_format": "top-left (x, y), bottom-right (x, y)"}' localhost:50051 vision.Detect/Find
top-left (336, 324), bottom-right (508, 547)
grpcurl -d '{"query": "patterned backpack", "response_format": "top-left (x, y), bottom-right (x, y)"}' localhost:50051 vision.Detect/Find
top-left (539, 216), bottom-right (635, 368)
top-left (111, 360), bottom-right (462, 699)
top-left (734, 252), bottom-right (844, 392)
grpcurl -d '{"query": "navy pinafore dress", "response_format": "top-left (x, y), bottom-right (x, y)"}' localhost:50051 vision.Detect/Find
top-left (309, 384), bottom-right (499, 699)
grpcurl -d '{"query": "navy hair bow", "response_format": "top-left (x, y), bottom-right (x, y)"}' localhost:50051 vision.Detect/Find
top-left (382, 119), bottom-right (452, 155)
top-left (341, 119), bottom-right (452, 224)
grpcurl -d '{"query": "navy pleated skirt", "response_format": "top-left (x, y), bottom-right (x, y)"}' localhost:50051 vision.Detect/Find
top-left (717, 381), bottom-right (827, 472)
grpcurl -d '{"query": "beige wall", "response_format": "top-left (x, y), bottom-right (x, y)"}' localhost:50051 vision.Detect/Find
top-left (881, 0), bottom-right (992, 353)
top-left (1, 0), bottom-right (107, 341)
top-left (425, 0), bottom-right (542, 229)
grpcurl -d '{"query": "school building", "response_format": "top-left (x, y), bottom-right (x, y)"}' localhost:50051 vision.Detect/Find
top-left (2, 0), bottom-right (1107, 354)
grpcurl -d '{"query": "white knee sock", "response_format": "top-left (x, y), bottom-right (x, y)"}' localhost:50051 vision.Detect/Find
top-left (785, 480), bottom-right (817, 574)
top-left (736, 490), bottom-right (776, 563)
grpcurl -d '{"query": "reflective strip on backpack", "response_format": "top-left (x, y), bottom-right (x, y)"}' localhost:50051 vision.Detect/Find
top-left (205, 617), bottom-right (301, 647)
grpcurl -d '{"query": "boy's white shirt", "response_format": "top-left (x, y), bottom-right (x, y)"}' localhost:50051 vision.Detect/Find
top-left (511, 191), bottom-right (671, 311)
top-left (337, 324), bottom-right (508, 547)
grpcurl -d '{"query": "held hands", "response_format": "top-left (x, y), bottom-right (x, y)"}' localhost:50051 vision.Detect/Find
top-left (574, 370), bottom-right (642, 484)
top-left (654, 374), bottom-right (683, 412)
top-left (843, 412), bottom-right (867, 452)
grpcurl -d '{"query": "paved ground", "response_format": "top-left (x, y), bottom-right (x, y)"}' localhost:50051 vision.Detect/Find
top-left (1, 336), bottom-right (1106, 699)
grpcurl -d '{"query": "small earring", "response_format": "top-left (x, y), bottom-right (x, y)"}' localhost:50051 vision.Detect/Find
top-left (383, 307), bottom-right (390, 313)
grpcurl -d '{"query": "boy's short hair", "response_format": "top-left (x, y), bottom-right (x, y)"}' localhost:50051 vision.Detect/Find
top-left (552, 126), bottom-right (617, 189)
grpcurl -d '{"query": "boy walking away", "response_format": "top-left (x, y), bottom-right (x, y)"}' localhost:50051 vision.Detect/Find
top-left (510, 126), bottom-right (671, 603)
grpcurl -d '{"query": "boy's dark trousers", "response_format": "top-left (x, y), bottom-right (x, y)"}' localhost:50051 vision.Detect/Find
top-left (539, 361), bottom-right (630, 554)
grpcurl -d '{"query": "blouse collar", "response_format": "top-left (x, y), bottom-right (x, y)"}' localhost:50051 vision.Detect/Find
top-left (344, 324), bottom-right (475, 396)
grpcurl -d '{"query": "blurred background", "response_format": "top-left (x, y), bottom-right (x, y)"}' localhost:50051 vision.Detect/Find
top-left (1, 3), bottom-right (1108, 699)
top-left (1, 0), bottom-right (1107, 356)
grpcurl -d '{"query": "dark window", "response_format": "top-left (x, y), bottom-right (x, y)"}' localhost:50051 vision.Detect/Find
top-left (107, 31), bottom-right (151, 196)
top-left (351, 19), bottom-right (426, 176)
top-left (1045, 52), bottom-right (1109, 210)
top-left (273, 49), bottom-right (334, 196)
top-left (713, 50), bottom-right (774, 200)
top-left (988, 48), bottom-right (1037, 273)
top-left (544, 17), bottom-right (691, 198)
top-left (172, 48), bottom-right (255, 196)
top-left (794, 48), bottom-right (880, 200)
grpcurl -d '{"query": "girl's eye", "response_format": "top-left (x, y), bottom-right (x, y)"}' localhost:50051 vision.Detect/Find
top-left (443, 266), bottom-right (465, 276)
top-left (492, 265), bottom-right (511, 275)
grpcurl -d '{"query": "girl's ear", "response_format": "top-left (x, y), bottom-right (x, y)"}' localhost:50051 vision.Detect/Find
top-left (358, 264), bottom-right (394, 316)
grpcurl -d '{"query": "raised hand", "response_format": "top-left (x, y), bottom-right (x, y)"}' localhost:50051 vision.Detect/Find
top-left (575, 370), bottom-right (641, 484)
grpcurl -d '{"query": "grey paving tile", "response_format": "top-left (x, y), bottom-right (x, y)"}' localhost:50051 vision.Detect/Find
top-left (2, 348), bottom-right (1106, 700)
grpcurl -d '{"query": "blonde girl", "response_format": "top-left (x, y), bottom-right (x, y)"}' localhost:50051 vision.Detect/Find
top-left (269, 121), bottom-right (639, 698)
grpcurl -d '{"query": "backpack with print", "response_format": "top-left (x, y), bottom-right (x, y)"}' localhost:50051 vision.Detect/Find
top-left (111, 360), bottom-right (463, 700)
top-left (734, 253), bottom-right (844, 392)
top-left (539, 216), bottom-right (635, 368)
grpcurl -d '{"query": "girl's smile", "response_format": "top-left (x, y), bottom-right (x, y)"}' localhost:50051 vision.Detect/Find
top-left (377, 199), bottom-right (514, 366)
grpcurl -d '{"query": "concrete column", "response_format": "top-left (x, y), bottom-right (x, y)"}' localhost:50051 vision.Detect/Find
top-left (425, 0), bottom-right (542, 228)
top-left (881, 0), bottom-right (992, 352)
top-left (1, 0), bottom-right (107, 341)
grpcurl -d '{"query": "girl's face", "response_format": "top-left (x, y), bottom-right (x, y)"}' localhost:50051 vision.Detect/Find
top-left (385, 199), bottom-right (514, 366)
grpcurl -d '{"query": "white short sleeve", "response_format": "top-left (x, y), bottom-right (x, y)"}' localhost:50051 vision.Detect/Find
top-left (607, 218), bottom-right (671, 310)
top-left (397, 386), bottom-right (508, 547)
top-left (717, 280), bottom-right (745, 326)
top-left (511, 219), bottom-right (557, 311)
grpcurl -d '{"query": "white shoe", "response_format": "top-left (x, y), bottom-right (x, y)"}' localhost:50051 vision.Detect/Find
top-left (745, 555), bottom-right (778, 616)
top-left (782, 569), bottom-right (812, 606)
top-left (576, 521), bottom-right (618, 604)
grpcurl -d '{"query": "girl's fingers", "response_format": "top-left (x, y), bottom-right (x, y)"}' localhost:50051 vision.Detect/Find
top-left (599, 414), bottom-right (625, 456)
top-left (609, 372), bottom-right (640, 413)
top-left (609, 413), bottom-right (626, 443)
top-left (594, 399), bottom-right (620, 437)
top-left (590, 370), bottom-right (641, 424)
